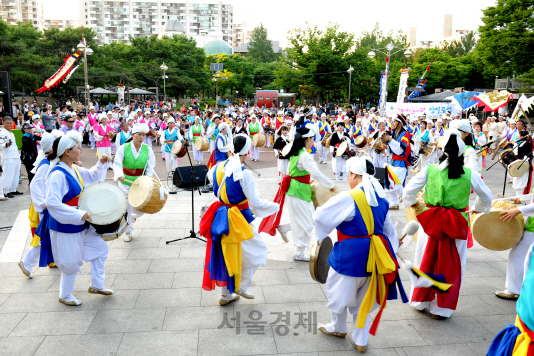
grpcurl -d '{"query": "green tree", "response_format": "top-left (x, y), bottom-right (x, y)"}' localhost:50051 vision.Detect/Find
top-left (247, 23), bottom-right (275, 63)
top-left (477, 0), bottom-right (534, 77)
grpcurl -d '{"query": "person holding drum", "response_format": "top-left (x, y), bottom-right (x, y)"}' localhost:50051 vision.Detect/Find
top-left (384, 114), bottom-right (411, 210)
top-left (261, 111), bottom-right (273, 148)
top-left (317, 113), bottom-right (331, 164)
top-left (369, 121), bottom-right (388, 169)
top-left (93, 113), bottom-right (115, 169)
top-left (329, 120), bottom-right (351, 181)
top-left (19, 130), bottom-right (64, 278)
top-left (35, 131), bottom-right (113, 306)
top-left (247, 115), bottom-right (262, 162)
top-left (159, 118), bottom-right (182, 177)
top-left (113, 123), bottom-right (156, 242)
top-left (207, 123), bottom-right (231, 169)
top-left (511, 130), bottom-right (533, 204)
top-left (206, 115), bottom-right (221, 153)
top-left (314, 157), bottom-right (405, 354)
top-left (403, 129), bottom-right (492, 319)
top-left (273, 125), bottom-right (291, 178)
top-left (201, 134), bottom-right (279, 304)
top-left (188, 116), bottom-right (205, 164)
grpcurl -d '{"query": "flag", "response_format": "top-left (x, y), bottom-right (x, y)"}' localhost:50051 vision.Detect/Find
top-left (452, 91), bottom-right (480, 110)
top-left (474, 90), bottom-right (513, 112)
top-left (36, 52), bottom-right (80, 94)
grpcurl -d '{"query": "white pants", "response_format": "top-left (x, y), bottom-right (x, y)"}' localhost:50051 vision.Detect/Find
top-left (209, 139), bottom-right (215, 153)
top-left (111, 142), bottom-right (116, 155)
top-left (89, 132), bottom-right (96, 149)
top-left (419, 155), bottom-right (429, 171)
top-left (512, 169), bottom-right (529, 200)
top-left (143, 136), bottom-right (153, 147)
top-left (119, 183), bottom-right (144, 237)
top-left (22, 213), bottom-right (43, 271)
top-left (193, 144), bottom-right (203, 163)
top-left (277, 159), bottom-right (289, 178)
top-left (286, 195), bottom-right (315, 249)
top-left (265, 133), bottom-right (272, 147)
top-left (317, 142), bottom-right (329, 162)
top-left (389, 166), bottom-right (407, 207)
top-left (333, 156), bottom-right (347, 180)
top-left (372, 152), bottom-right (387, 169)
top-left (250, 146), bottom-right (260, 160)
top-left (324, 268), bottom-right (378, 346)
top-left (97, 147), bottom-right (112, 169)
top-left (164, 152), bottom-right (178, 175)
top-left (2, 158), bottom-right (21, 194)
top-left (221, 222), bottom-right (267, 295)
top-left (409, 225), bottom-right (467, 317)
top-left (50, 227), bottom-right (108, 301)
top-left (505, 231), bottom-right (534, 294)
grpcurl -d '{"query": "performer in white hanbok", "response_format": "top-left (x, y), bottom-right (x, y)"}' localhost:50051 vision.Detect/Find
top-left (189, 116), bottom-right (205, 164)
top-left (113, 124), bottom-right (156, 242)
top-left (426, 120), bottom-right (439, 165)
top-left (369, 121), bottom-right (388, 169)
top-left (206, 115), bottom-right (221, 153)
top-left (0, 116), bottom-right (22, 197)
top-left (329, 120), bottom-right (351, 181)
top-left (384, 114), bottom-right (411, 210)
top-left (511, 130), bottom-right (533, 204)
top-left (496, 203), bottom-right (534, 300)
top-left (19, 130), bottom-right (64, 278)
top-left (258, 124), bottom-right (335, 261)
top-left (201, 135), bottom-right (279, 305)
top-left (316, 113), bottom-right (331, 164)
top-left (159, 119), bottom-right (182, 177)
top-left (450, 120), bottom-right (479, 174)
top-left (247, 115), bottom-right (262, 161)
top-left (403, 129), bottom-right (492, 318)
top-left (36, 131), bottom-right (113, 306)
top-left (315, 157), bottom-right (405, 354)
top-left (273, 125), bottom-right (291, 178)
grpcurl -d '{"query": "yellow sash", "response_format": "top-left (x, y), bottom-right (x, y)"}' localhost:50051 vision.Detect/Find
top-left (349, 188), bottom-right (396, 329)
top-left (513, 315), bottom-right (532, 356)
top-left (215, 163), bottom-right (254, 292)
top-left (28, 202), bottom-right (41, 247)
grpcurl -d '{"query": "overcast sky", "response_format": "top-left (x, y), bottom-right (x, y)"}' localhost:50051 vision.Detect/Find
top-left (43, 0), bottom-right (496, 47)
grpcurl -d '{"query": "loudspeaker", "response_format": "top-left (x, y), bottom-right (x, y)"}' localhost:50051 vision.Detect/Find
top-left (0, 72), bottom-right (13, 117)
top-left (173, 165), bottom-right (209, 188)
top-left (374, 167), bottom-right (386, 188)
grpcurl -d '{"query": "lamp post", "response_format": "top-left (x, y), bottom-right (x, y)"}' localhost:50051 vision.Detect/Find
top-left (160, 62), bottom-right (168, 102)
top-left (347, 65), bottom-right (354, 108)
top-left (368, 43), bottom-right (412, 116)
top-left (77, 36), bottom-right (93, 109)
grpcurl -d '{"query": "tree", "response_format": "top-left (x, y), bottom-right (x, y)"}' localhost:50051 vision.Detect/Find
top-left (476, 0), bottom-right (534, 77)
top-left (247, 23), bottom-right (275, 63)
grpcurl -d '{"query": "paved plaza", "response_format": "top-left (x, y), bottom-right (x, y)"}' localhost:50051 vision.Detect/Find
top-left (0, 143), bottom-right (520, 355)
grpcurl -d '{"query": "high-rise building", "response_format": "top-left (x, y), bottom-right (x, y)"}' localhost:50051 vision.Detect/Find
top-left (79, 0), bottom-right (233, 46)
top-left (43, 18), bottom-right (76, 30)
top-left (443, 14), bottom-right (453, 38)
top-left (1, 0), bottom-right (42, 27)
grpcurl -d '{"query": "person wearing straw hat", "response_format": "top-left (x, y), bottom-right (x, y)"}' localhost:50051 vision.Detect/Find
top-left (19, 130), bottom-right (64, 279)
top-left (113, 123), bottom-right (156, 242)
top-left (403, 129), bottom-right (491, 319)
top-left (314, 156), bottom-right (405, 354)
top-left (160, 118), bottom-right (182, 176)
top-left (200, 134), bottom-right (279, 304)
top-left (188, 116), bottom-right (205, 164)
top-left (35, 131), bottom-right (113, 306)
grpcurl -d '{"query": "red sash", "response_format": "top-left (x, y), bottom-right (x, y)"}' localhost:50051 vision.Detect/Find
top-left (337, 231), bottom-right (371, 242)
top-left (193, 133), bottom-right (201, 137)
top-left (65, 196), bottom-right (79, 207)
top-left (258, 175), bottom-right (310, 236)
top-left (123, 168), bottom-right (145, 177)
top-left (250, 131), bottom-right (259, 135)
top-left (411, 204), bottom-right (468, 310)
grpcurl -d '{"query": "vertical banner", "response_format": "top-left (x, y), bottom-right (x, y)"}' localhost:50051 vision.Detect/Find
top-left (378, 71), bottom-right (386, 113)
top-left (394, 69), bottom-right (410, 116)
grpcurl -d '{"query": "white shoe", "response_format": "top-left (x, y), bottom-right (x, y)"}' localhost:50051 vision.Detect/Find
top-left (124, 234), bottom-right (132, 242)
top-left (59, 297), bottom-right (82, 306)
top-left (18, 261), bottom-right (33, 279)
top-left (294, 252), bottom-right (310, 262)
top-left (236, 289), bottom-right (255, 299)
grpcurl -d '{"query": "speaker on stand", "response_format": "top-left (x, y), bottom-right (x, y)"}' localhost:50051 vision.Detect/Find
top-left (0, 72), bottom-right (13, 117)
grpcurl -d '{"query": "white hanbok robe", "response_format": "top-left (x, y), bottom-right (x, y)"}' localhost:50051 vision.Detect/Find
top-left (329, 132), bottom-right (348, 180)
top-left (286, 151), bottom-right (334, 249)
top-left (403, 166), bottom-right (492, 317)
top-left (247, 124), bottom-right (263, 160)
top-left (0, 128), bottom-right (21, 194)
top-left (159, 128), bottom-right (183, 174)
top-left (207, 166), bottom-right (279, 293)
top-left (47, 161), bottom-right (108, 301)
top-left (188, 124), bottom-right (205, 163)
top-left (313, 185), bottom-right (398, 346)
top-left (112, 143), bottom-right (156, 237)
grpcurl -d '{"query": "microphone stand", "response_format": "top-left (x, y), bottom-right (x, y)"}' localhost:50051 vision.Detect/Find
top-left (166, 140), bottom-right (206, 244)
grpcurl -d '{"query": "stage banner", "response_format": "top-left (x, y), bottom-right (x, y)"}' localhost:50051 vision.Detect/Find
top-left (378, 71), bottom-right (386, 114)
top-left (394, 69), bottom-right (410, 115)
top-left (386, 102), bottom-right (453, 119)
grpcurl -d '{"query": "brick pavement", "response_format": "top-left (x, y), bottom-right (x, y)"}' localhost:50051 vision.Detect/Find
top-left (0, 141), bottom-right (521, 355)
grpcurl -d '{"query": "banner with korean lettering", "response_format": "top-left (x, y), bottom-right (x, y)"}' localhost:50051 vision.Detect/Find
top-left (386, 102), bottom-right (453, 119)
top-left (378, 71), bottom-right (386, 114)
top-left (394, 69), bottom-right (410, 115)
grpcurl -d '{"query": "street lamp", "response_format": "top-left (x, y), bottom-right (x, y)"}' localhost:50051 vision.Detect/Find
top-left (347, 65), bottom-right (354, 108)
top-left (505, 60), bottom-right (511, 91)
top-left (77, 37), bottom-right (92, 109)
top-left (368, 43), bottom-right (412, 116)
top-left (160, 62), bottom-right (168, 102)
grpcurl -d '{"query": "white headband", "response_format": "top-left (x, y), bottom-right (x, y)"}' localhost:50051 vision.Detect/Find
top-left (346, 157), bottom-right (385, 207)
top-left (48, 131), bottom-right (83, 174)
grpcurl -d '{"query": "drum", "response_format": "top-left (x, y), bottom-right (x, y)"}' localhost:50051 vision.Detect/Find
top-left (422, 145), bottom-right (435, 157)
top-left (171, 141), bottom-right (187, 158)
top-left (410, 154), bottom-right (421, 167)
top-left (321, 132), bottom-right (332, 147)
top-left (499, 148), bottom-right (518, 167)
top-left (309, 236), bottom-right (333, 284)
top-left (336, 141), bottom-right (348, 157)
top-left (281, 141), bottom-right (293, 157)
top-left (404, 192), bottom-right (425, 242)
top-left (353, 135), bottom-right (368, 149)
top-left (100, 214), bottom-right (128, 242)
top-left (471, 200), bottom-right (524, 251)
top-left (195, 137), bottom-right (209, 151)
top-left (497, 137), bottom-right (509, 149)
top-left (78, 182), bottom-right (128, 240)
top-left (437, 136), bottom-right (446, 150)
top-left (371, 134), bottom-right (385, 154)
top-left (253, 133), bottom-right (266, 147)
top-left (128, 176), bottom-right (168, 214)
top-left (509, 159), bottom-right (530, 177)
top-left (311, 180), bottom-right (340, 209)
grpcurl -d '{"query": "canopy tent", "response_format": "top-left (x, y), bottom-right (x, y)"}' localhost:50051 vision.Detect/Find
top-left (129, 88), bottom-right (156, 95)
top-left (86, 87), bottom-right (116, 95)
top-left (406, 90), bottom-right (455, 103)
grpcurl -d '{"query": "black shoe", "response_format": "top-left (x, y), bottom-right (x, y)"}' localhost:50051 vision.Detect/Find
top-left (6, 193), bottom-right (14, 198)
top-left (11, 191), bottom-right (23, 195)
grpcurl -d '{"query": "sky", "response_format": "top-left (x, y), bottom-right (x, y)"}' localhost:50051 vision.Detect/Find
top-left (43, 0), bottom-right (496, 47)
